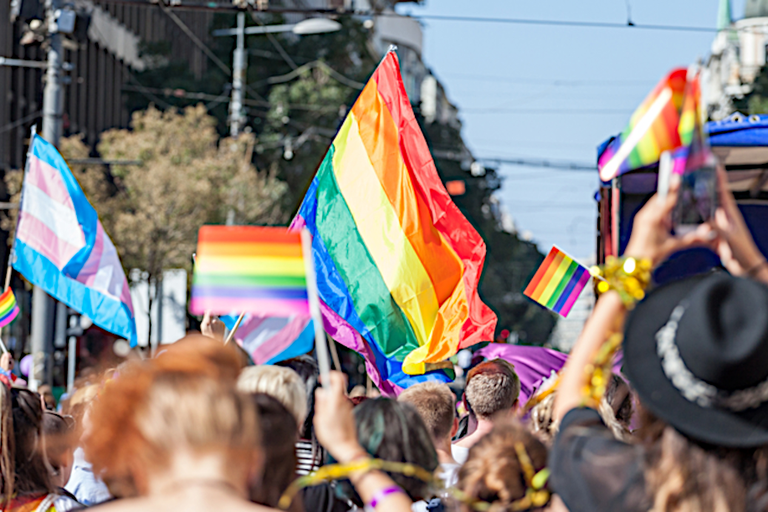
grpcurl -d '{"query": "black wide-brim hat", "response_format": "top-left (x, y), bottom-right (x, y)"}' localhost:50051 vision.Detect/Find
top-left (624, 272), bottom-right (768, 448)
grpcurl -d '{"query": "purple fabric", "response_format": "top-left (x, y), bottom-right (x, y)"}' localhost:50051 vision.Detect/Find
top-left (475, 343), bottom-right (624, 404)
top-left (318, 298), bottom-right (403, 396)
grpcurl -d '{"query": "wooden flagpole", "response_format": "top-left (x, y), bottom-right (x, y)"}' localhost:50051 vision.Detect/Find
top-left (327, 333), bottom-right (341, 372)
top-left (224, 312), bottom-right (245, 345)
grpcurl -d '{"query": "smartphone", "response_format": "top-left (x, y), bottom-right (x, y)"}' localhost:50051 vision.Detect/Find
top-left (673, 155), bottom-right (718, 234)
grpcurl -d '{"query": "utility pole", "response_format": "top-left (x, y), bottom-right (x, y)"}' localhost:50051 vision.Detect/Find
top-left (29, 0), bottom-right (64, 391)
top-left (229, 11), bottom-right (245, 138)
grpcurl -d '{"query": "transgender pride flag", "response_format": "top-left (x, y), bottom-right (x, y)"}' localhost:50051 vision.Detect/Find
top-left (12, 134), bottom-right (137, 345)
top-left (220, 314), bottom-right (314, 365)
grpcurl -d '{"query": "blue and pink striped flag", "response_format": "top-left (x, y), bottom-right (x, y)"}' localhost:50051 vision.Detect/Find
top-left (13, 134), bottom-right (137, 345)
top-left (220, 314), bottom-right (314, 365)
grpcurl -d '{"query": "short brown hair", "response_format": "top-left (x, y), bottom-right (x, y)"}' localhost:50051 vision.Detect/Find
top-left (398, 382), bottom-right (456, 442)
top-left (465, 359), bottom-right (520, 420)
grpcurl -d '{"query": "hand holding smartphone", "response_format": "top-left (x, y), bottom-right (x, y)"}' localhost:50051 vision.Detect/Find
top-left (657, 149), bottom-right (719, 235)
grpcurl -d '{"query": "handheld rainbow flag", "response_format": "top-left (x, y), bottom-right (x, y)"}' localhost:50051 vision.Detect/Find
top-left (0, 289), bottom-right (19, 329)
top-left (190, 226), bottom-right (309, 317)
top-left (524, 247), bottom-right (592, 317)
top-left (292, 49), bottom-right (496, 393)
top-left (598, 68), bottom-right (687, 182)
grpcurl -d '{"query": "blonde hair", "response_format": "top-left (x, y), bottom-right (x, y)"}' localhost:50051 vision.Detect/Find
top-left (398, 382), bottom-right (456, 442)
top-left (237, 366), bottom-right (307, 427)
top-left (85, 336), bottom-right (260, 497)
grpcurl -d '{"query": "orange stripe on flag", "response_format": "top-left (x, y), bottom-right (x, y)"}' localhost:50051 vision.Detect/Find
top-left (530, 251), bottom-right (564, 301)
top-left (524, 248), bottom-right (558, 297)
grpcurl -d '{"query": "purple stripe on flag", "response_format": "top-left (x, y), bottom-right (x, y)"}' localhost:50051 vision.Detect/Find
top-left (0, 306), bottom-right (19, 328)
top-left (192, 286), bottom-right (308, 300)
top-left (318, 299), bottom-right (402, 396)
top-left (552, 266), bottom-right (586, 314)
top-left (559, 270), bottom-right (591, 317)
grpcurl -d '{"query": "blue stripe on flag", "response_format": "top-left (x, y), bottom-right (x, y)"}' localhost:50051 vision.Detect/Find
top-left (13, 239), bottom-right (137, 345)
top-left (264, 321), bottom-right (315, 365)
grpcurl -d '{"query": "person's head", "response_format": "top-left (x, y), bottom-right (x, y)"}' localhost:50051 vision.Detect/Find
top-left (0, 386), bottom-right (52, 504)
top-left (237, 365), bottom-right (307, 428)
top-left (465, 359), bottom-right (520, 421)
top-left (37, 385), bottom-right (56, 411)
top-left (337, 398), bottom-right (439, 506)
top-left (84, 335), bottom-right (260, 498)
top-left (398, 382), bottom-right (458, 448)
top-left (248, 393), bottom-right (298, 510)
top-left (457, 420), bottom-right (550, 511)
top-left (276, 356), bottom-right (319, 440)
top-left (529, 374), bottom-right (632, 445)
top-left (622, 273), bottom-right (768, 510)
top-left (43, 412), bottom-right (76, 487)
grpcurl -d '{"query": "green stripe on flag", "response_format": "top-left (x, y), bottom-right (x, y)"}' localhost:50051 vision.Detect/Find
top-left (314, 146), bottom-right (420, 360)
top-left (546, 260), bottom-right (579, 309)
top-left (193, 274), bottom-right (306, 289)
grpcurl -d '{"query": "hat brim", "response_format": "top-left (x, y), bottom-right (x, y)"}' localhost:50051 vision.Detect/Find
top-left (623, 274), bottom-right (768, 448)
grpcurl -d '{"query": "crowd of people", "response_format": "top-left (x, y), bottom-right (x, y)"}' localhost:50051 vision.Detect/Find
top-left (0, 170), bottom-right (767, 512)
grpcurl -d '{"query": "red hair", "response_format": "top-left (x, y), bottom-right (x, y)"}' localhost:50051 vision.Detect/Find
top-left (84, 336), bottom-right (258, 496)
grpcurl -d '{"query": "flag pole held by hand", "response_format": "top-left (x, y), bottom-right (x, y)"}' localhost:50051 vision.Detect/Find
top-left (301, 229), bottom-right (331, 389)
top-left (224, 312), bottom-right (246, 345)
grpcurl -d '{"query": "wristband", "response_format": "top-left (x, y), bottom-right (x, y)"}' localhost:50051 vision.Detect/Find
top-left (368, 485), bottom-right (403, 509)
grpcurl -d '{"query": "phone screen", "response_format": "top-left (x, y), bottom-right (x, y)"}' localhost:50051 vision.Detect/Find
top-left (673, 164), bottom-right (718, 233)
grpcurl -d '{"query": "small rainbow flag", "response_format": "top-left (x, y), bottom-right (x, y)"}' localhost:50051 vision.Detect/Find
top-left (598, 68), bottom-right (687, 182)
top-left (524, 247), bottom-right (591, 317)
top-left (190, 226), bottom-right (309, 318)
top-left (0, 289), bottom-right (19, 329)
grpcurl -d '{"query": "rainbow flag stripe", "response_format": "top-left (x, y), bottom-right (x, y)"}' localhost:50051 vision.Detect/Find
top-left (190, 226), bottom-right (309, 317)
top-left (292, 51), bottom-right (496, 391)
top-left (678, 73), bottom-right (700, 148)
top-left (599, 68), bottom-right (687, 182)
top-left (0, 289), bottom-right (19, 329)
top-left (524, 247), bottom-right (591, 317)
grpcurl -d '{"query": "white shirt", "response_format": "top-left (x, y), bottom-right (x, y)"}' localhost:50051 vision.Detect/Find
top-left (451, 444), bottom-right (470, 465)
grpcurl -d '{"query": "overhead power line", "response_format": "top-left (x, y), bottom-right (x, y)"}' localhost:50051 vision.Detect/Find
top-left (80, 0), bottom-right (720, 34)
top-left (431, 149), bottom-right (597, 171)
top-left (393, 13), bottom-right (718, 33)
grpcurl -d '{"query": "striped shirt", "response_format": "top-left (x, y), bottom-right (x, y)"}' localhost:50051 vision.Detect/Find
top-left (296, 439), bottom-right (323, 475)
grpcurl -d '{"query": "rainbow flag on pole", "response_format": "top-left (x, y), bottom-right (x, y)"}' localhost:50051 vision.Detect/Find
top-left (598, 68), bottom-right (687, 182)
top-left (0, 289), bottom-right (19, 328)
top-left (190, 226), bottom-right (309, 317)
top-left (292, 50), bottom-right (496, 393)
top-left (524, 247), bottom-right (591, 317)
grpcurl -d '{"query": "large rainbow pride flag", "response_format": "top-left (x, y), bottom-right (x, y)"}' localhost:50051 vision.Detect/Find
top-left (292, 50), bottom-right (497, 393)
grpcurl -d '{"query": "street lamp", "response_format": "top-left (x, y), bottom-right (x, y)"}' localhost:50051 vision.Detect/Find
top-left (213, 16), bottom-right (341, 137)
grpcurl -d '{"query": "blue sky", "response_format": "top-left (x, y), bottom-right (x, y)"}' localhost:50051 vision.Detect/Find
top-left (397, 0), bottom-right (740, 259)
